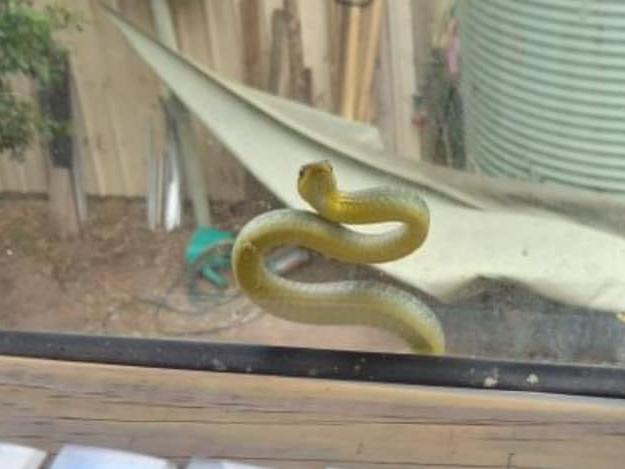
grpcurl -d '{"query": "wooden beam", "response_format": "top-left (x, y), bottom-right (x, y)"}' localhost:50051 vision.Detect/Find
top-left (37, 52), bottom-right (81, 238)
top-left (267, 8), bottom-right (287, 95)
top-left (47, 167), bottom-right (80, 238)
top-left (69, 67), bottom-right (88, 223)
top-left (2, 355), bottom-right (625, 467)
top-left (355, 0), bottom-right (383, 121)
top-left (240, 0), bottom-right (263, 88)
top-left (202, 0), bottom-right (244, 80)
top-left (282, 0), bottom-right (310, 103)
top-left (411, 0), bottom-right (437, 161)
top-left (339, 2), bottom-right (361, 119)
top-left (326, 0), bottom-right (342, 112)
top-left (297, 0), bottom-right (332, 110)
top-left (375, 0), bottom-right (421, 160)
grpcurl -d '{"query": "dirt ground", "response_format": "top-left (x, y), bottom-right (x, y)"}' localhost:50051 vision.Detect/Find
top-left (1, 192), bottom-right (624, 366)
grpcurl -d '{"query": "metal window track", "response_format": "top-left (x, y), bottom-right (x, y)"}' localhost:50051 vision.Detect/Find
top-left (0, 330), bottom-right (623, 399)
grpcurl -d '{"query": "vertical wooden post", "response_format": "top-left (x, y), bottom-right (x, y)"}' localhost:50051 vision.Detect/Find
top-left (410, 0), bottom-right (436, 161)
top-left (48, 167), bottom-right (80, 238)
top-left (283, 0), bottom-right (311, 104)
top-left (69, 72), bottom-right (88, 225)
top-left (268, 8), bottom-right (287, 95)
top-left (37, 52), bottom-right (82, 238)
top-left (339, 2), bottom-right (361, 119)
top-left (326, 0), bottom-right (342, 112)
top-left (355, 0), bottom-right (383, 121)
top-left (375, 0), bottom-right (422, 160)
top-left (240, 0), bottom-right (263, 89)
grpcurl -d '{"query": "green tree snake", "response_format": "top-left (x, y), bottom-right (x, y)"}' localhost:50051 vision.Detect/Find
top-left (231, 161), bottom-right (446, 354)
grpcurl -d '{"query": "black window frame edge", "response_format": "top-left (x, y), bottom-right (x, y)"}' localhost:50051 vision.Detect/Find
top-left (0, 330), bottom-right (624, 399)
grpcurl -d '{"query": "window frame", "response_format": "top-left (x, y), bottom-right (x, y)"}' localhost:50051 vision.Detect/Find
top-left (0, 330), bottom-right (623, 399)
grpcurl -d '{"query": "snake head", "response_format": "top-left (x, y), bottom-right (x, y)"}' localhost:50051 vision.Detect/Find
top-left (297, 160), bottom-right (338, 210)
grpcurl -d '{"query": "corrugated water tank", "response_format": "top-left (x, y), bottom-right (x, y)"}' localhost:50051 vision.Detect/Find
top-left (458, 0), bottom-right (625, 193)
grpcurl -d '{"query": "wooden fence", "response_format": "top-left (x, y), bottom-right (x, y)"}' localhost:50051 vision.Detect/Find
top-left (0, 0), bottom-right (452, 201)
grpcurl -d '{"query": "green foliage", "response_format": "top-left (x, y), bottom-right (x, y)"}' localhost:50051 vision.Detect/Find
top-left (0, 0), bottom-right (81, 158)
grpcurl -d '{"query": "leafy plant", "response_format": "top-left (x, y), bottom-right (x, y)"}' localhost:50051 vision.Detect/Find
top-left (0, 0), bottom-right (81, 158)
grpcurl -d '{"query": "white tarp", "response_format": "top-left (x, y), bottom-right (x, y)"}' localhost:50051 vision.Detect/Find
top-left (105, 5), bottom-right (625, 315)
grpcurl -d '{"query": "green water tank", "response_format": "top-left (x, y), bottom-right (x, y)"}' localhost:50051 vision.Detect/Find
top-left (458, 0), bottom-right (625, 193)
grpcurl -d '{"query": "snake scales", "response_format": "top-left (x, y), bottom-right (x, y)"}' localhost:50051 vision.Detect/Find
top-left (231, 161), bottom-right (445, 354)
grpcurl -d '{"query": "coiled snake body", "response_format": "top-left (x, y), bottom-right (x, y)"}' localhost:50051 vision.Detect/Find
top-left (231, 161), bottom-right (445, 354)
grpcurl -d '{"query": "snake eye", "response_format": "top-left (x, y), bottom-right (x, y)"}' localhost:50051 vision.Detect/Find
top-left (298, 167), bottom-right (306, 179)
